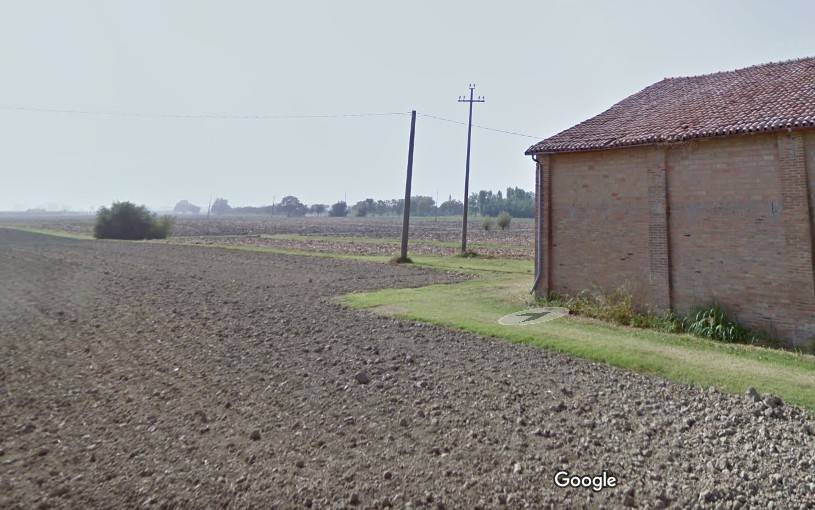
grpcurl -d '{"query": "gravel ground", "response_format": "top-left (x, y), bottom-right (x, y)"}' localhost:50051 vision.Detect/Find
top-left (1, 229), bottom-right (812, 509)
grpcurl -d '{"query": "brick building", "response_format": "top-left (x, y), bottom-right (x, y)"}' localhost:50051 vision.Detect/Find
top-left (526, 57), bottom-right (815, 345)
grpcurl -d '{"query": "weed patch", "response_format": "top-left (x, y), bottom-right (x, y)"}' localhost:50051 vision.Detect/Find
top-left (541, 290), bottom-right (786, 349)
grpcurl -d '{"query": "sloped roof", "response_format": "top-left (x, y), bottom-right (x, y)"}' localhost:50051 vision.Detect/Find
top-left (525, 57), bottom-right (815, 155)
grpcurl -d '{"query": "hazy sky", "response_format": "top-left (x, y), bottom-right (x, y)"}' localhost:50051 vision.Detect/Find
top-left (1, 0), bottom-right (814, 211)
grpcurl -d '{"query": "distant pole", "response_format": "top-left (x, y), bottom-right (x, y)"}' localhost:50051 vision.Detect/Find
top-left (458, 84), bottom-right (485, 253)
top-left (399, 110), bottom-right (417, 261)
top-left (206, 195), bottom-right (212, 235)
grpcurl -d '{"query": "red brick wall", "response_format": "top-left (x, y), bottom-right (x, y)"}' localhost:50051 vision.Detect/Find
top-left (539, 130), bottom-right (815, 345)
top-left (548, 148), bottom-right (651, 303)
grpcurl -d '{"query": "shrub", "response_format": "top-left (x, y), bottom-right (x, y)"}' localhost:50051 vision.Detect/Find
top-left (542, 291), bottom-right (778, 346)
top-left (630, 311), bottom-right (684, 333)
top-left (544, 287), bottom-right (636, 325)
top-left (94, 201), bottom-right (172, 240)
top-left (482, 217), bottom-right (494, 231)
top-left (543, 287), bottom-right (682, 331)
top-left (496, 211), bottom-right (511, 230)
top-left (683, 304), bottom-right (749, 343)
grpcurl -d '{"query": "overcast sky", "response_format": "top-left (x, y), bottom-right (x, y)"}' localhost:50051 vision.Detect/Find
top-left (1, 0), bottom-right (814, 211)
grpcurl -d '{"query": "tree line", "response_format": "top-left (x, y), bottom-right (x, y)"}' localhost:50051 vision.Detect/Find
top-left (173, 187), bottom-right (535, 218)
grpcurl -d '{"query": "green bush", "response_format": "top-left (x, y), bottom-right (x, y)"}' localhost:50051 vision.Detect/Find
top-left (94, 201), bottom-right (172, 240)
top-left (683, 304), bottom-right (749, 343)
top-left (482, 217), bottom-right (494, 231)
top-left (496, 211), bottom-right (511, 230)
top-left (541, 291), bottom-right (779, 346)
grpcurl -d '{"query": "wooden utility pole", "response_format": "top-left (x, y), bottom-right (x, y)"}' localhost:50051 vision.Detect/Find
top-left (399, 110), bottom-right (417, 261)
top-left (458, 84), bottom-right (485, 253)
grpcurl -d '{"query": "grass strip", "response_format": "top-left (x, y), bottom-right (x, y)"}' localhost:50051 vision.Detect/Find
top-left (343, 274), bottom-right (815, 411)
top-left (0, 226), bottom-right (93, 240)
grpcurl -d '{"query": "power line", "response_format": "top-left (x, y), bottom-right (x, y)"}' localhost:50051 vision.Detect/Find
top-left (0, 105), bottom-right (412, 120)
top-left (0, 104), bottom-right (543, 139)
top-left (419, 112), bottom-right (541, 139)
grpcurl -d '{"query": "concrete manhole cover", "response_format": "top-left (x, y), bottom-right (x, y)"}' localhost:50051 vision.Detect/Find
top-left (498, 307), bottom-right (569, 326)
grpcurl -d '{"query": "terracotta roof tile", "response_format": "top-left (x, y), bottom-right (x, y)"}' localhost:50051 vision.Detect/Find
top-left (525, 57), bottom-right (815, 155)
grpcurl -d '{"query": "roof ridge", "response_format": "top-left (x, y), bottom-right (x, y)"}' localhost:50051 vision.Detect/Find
top-left (663, 55), bottom-right (815, 81)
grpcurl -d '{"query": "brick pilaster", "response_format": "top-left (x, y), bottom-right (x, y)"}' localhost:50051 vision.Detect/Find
top-left (534, 156), bottom-right (539, 282)
top-left (535, 155), bottom-right (552, 298)
top-left (647, 148), bottom-right (672, 312)
top-left (777, 132), bottom-right (815, 310)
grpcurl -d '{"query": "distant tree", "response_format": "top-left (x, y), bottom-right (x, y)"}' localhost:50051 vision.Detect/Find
top-left (173, 200), bottom-right (201, 215)
top-left (438, 197), bottom-right (464, 216)
top-left (393, 196), bottom-right (436, 216)
top-left (375, 199), bottom-right (398, 216)
top-left (329, 201), bottom-right (349, 217)
top-left (309, 204), bottom-right (327, 216)
top-left (411, 196), bottom-right (436, 216)
top-left (469, 192), bottom-right (480, 215)
top-left (279, 195), bottom-right (308, 217)
top-left (211, 198), bottom-right (232, 215)
top-left (94, 201), bottom-right (172, 240)
top-left (352, 198), bottom-right (376, 217)
top-left (470, 188), bottom-right (534, 218)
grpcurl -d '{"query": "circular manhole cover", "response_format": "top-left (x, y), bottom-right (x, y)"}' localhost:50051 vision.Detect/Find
top-left (498, 307), bottom-right (569, 326)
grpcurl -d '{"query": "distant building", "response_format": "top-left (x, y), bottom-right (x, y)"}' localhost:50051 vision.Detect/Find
top-left (526, 57), bottom-right (815, 345)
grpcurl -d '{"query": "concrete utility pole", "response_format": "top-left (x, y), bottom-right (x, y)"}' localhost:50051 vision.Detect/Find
top-left (399, 110), bottom-right (417, 262)
top-left (458, 84), bottom-right (485, 253)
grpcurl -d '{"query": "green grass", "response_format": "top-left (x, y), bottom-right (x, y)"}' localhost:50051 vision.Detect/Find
top-left (343, 271), bottom-right (815, 412)
top-left (0, 226), bottom-right (93, 240)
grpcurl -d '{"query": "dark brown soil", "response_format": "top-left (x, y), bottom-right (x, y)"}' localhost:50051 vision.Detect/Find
top-left (169, 234), bottom-right (532, 260)
top-left (1, 229), bottom-right (812, 509)
top-left (0, 215), bottom-right (534, 258)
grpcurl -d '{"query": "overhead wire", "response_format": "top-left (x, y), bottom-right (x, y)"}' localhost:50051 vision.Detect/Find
top-left (0, 105), bottom-right (412, 120)
top-left (0, 105), bottom-right (542, 139)
top-left (418, 112), bottom-right (542, 139)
